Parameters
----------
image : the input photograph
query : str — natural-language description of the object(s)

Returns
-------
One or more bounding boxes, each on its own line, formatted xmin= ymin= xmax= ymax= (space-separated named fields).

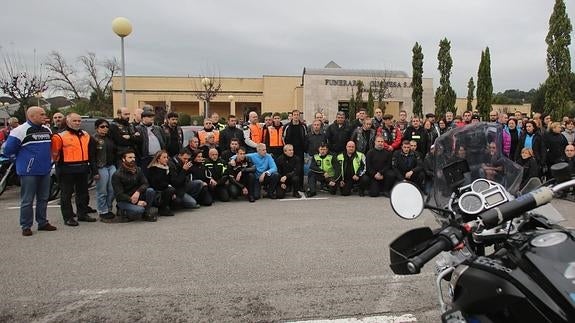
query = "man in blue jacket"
xmin=246 ymin=143 xmax=279 ymax=199
xmin=3 ymin=107 xmax=57 ymax=236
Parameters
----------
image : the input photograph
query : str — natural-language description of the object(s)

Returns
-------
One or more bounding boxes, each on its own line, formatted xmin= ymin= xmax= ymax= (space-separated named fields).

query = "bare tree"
xmin=194 ymin=75 xmax=222 ymax=117
xmin=371 ymin=71 xmax=395 ymax=114
xmin=80 ymin=52 xmax=120 ymax=116
xmin=0 ymin=51 xmax=48 ymax=120
xmin=45 ymin=51 xmax=120 ymax=116
xmin=45 ymin=51 xmax=83 ymax=99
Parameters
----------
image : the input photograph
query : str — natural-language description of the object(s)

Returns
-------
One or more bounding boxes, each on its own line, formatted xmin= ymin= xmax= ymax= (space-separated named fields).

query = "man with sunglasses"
xmin=92 ymin=119 xmax=117 ymax=221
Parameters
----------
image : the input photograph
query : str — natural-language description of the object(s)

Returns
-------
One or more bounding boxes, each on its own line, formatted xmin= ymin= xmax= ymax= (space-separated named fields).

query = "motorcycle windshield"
xmin=430 ymin=123 xmax=523 ymax=209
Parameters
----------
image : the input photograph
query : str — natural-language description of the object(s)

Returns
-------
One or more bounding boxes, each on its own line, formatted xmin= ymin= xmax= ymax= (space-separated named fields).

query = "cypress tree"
xmin=367 ymin=86 xmax=375 ymax=117
xmin=476 ymin=47 xmax=493 ymax=120
xmin=545 ymin=0 xmax=572 ymax=119
xmin=467 ymin=77 xmax=475 ymax=111
xmin=434 ymin=38 xmax=457 ymax=116
xmin=411 ymin=42 xmax=424 ymax=118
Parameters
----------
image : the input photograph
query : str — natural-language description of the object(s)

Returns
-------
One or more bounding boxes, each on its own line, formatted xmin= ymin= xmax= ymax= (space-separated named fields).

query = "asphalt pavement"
xmin=0 ymin=185 xmax=573 ymax=322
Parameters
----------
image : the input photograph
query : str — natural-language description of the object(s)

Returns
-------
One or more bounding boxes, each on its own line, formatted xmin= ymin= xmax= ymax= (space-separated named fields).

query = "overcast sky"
xmin=1 ymin=0 xmax=573 ymax=97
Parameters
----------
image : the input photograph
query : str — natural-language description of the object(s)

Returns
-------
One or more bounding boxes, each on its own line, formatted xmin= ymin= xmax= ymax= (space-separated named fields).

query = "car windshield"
xmin=429 ymin=122 xmax=523 ymax=208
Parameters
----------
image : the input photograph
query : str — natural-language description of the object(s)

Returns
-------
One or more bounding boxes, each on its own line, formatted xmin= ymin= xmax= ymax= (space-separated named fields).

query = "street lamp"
xmin=112 ymin=17 xmax=133 ymax=107
xmin=228 ymin=95 xmax=235 ymax=116
xmin=34 ymin=92 xmax=43 ymax=107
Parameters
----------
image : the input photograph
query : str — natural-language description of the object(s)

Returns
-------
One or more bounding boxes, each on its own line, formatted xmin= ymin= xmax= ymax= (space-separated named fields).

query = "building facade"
xmin=111 ymin=62 xmax=435 ymax=122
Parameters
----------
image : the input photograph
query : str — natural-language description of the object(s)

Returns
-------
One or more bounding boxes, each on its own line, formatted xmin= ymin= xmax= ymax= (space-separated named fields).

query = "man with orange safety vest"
xmin=263 ymin=112 xmax=284 ymax=158
xmin=51 ymin=113 xmax=98 ymax=226
xmin=196 ymin=118 xmax=220 ymax=147
xmin=243 ymin=111 xmax=263 ymax=153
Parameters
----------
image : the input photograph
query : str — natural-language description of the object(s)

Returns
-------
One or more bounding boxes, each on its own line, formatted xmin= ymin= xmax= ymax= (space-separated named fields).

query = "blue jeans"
xmin=174 ymin=193 xmax=198 ymax=208
xmin=117 ymin=188 xmax=155 ymax=219
xmin=96 ymin=165 xmax=116 ymax=215
xmin=20 ymin=174 xmax=50 ymax=230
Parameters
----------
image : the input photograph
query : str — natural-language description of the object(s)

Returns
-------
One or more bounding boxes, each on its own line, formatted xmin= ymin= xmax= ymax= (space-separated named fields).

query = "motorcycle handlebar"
xmin=407 ymin=236 xmax=453 ymax=274
xmin=479 ymin=187 xmax=554 ymax=229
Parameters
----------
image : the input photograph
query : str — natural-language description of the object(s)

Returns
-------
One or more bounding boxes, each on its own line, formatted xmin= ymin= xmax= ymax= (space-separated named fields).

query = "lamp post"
xmin=34 ymin=92 xmax=42 ymax=107
xmin=201 ymin=77 xmax=211 ymax=117
xmin=228 ymin=95 xmax=235 ymax=116
xmin=112 ymin=17 xmax=133 ymax=108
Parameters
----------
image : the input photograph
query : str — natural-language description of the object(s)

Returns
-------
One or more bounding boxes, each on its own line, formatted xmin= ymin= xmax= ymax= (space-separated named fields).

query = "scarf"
xmin=524 ymin=133 xmax=534 ymax=149
xmin=122 ymin=160 xmax=137 ymax=174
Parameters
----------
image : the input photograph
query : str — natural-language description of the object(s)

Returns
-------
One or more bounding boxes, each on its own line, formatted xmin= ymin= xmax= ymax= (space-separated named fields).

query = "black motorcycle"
xmin=0 ymin=156 xmax=19 ymax=195
xmin=388 ymin=123 xmax=575 ymax=323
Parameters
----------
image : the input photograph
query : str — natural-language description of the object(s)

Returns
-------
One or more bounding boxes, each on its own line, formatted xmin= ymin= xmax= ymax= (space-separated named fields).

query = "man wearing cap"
xmin=377 ymin=114 xmax=402 ymax=152
xmin=426 ymin=112 xmax=441 ymax=140
xmin=135 ymin=109 xmax=167 ymax=177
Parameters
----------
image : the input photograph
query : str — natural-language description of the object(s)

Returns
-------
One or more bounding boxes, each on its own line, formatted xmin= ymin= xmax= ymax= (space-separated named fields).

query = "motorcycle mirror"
xmin=390 ymin=182 xmax=424 ymax=220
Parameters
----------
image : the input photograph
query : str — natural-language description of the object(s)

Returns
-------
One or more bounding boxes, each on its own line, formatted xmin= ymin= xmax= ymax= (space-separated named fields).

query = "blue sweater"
xmin=246 ymin=152 xmax=278 ymax=177
xmin=3 ymin=121 xmax=53 ymax=176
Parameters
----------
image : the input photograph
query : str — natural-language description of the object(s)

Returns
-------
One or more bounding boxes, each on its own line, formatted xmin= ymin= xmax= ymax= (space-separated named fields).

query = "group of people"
xmin=2 ymin=104 xmax=575 ymax=237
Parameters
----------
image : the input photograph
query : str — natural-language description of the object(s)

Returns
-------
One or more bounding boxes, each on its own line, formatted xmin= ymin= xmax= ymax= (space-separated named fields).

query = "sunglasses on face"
xmin=99 ymin=125 xmax=109 ymax=128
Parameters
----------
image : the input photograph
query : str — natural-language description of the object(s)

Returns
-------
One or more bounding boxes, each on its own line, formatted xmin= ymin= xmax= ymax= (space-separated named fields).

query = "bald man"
xmin=51 ymin=112 xmax=65 ymax=133
xmin=52 ymin=113 xmax=98 ymax=226
xmin=109 ymin=107 xmax=141 ymax=159
xmin=3 ymin=107 xmax=57 ymax=236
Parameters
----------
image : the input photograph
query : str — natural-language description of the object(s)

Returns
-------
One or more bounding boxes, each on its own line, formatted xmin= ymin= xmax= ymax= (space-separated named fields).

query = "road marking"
xmin=279 ymin=197 xmax=329 ymax=201
xmin=287 ymin=314 xmax=417 ymax=322
xmin=32 ymin=296 xmax=100 ymax=323
xmin=7 ymin=205 xmax=60 ymax=210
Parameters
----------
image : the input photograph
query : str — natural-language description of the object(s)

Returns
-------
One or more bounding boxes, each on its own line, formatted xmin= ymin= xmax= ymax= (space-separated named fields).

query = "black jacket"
xmin=109 ymin=118 xmax=140 ymax=158
xmin=283 ymin=122 xmax=308 ymax=156
xmin=112 ymin=166 xmax=149 ymax=202
xmin=147 ymin=165 xmax=171 ymax=191
xmin=392 ymin=150 xmax=423 ymax=178
xmin=92 ymin=134 xmax=116 ymax=168
xmin=136 ymin=124 xmax=167 ymax=157
xmin=365 ymin=148 xmax=392 ymax=178
xmin=515 ymin=131 xmax=545 ymax=166
xmin=162 ymin=124 xmax=184 ymax=157
xmin=168 ymin=157 xmax=192 ymax=197
xmin=275 ymin=154 xmax=302 ymax=178
xmin=403 ymin=126 xmax=429 ymax=157
xmin=219 ymin=126 xmax=245 ymax=151
xmin=326 ymin=121 xmax=352 ymax=154
xmin=543 ymin=132 xmax=568 ymax=166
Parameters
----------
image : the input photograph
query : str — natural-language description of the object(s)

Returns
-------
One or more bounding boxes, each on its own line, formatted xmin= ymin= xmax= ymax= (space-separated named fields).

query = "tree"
xmin=544 ymin=0 xmax=572 ymax=120
xmin=466 ymin=77 xmax=475 ymax=111
xmin=348 ymin=80 xmax=364 ymax=118
xmin=532 ymin=82 xmax=548 ymax=113
xmin=411 ymin=42 xmax=424 ymax=118
xmin=195 ymin=75 xmax=222 ymax=117
xmin=434 ymin=38 xmax=457 ymax=116
xmin=45 ymin=51 xmax=120 ymax=116
xmin=367 ymin=86 xmax=375 ymax=117
xmin=0 ymin=51 xmax=48 ymax=121
xmin=45 ymin=51 xmax=83 ymax=100
xmin=476 ymin=47 xmax=493 ymax=120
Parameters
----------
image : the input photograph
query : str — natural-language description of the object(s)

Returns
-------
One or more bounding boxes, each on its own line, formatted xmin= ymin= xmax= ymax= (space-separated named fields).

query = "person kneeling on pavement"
xmin=168 ymin=149 xmax=205 ymax=209
xmin=228 ymin=146 xmax=257 ymax=202
xmin=246 ymin=143 xmax=279 ymax=199
xmin=307 ymin=143 xmax=337 ymax=197
xmin=147 ymin=150 xmax=176 ymax=216
xmin=112 ymin=150 xmax=157 ymax=222
xmin=334 ymin=141 xmax=369 ymax=196
xmin=204 ymin=148 xmax=232 ymax=202
xmin=275 ymin=144 xmax=303 ymax=198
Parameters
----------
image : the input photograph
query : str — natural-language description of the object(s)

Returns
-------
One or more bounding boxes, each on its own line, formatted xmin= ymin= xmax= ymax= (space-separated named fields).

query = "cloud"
xmin=1 ymin=0 xmax=573 ymax=97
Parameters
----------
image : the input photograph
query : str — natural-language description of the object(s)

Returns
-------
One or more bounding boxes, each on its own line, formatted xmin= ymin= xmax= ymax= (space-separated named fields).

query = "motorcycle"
xmin=388 ymin=123 xmax=575 ymax=323
xmin=0 ymin=156 xmax=19 ymax=195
